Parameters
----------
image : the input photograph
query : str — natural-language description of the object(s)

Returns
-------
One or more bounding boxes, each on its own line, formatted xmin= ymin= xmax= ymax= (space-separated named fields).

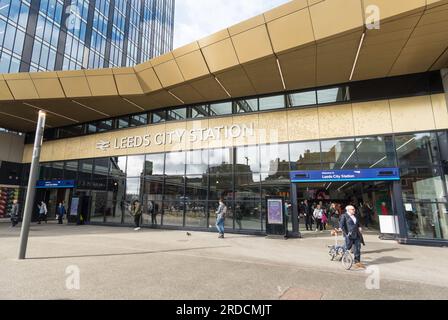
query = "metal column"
xmin=18 ymin=111 xmax=46 ymax=260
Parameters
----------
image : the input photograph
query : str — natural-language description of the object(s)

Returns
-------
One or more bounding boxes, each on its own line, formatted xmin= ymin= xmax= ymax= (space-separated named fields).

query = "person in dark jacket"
xmin=302 ymin=200 xmax=314 ymax=231
xmin=57 ymin=201 xmax=66 ymax=224
xmin=339 ymin=205 xmax=365 ymax=269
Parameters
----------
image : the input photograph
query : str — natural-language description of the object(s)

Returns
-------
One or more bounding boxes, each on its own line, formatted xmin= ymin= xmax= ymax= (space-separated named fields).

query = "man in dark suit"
xmin=340 ymin=205 xmax=365 ymax=269
xmin=302 ymin=200 xmax=314 ymax=231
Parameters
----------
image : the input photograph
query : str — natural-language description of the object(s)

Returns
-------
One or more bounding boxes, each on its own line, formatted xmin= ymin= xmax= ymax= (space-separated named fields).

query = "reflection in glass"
xmin=287 ymin=91 xmax=317 ymax=107
xmin=78 ymin=159 xmax=93 ymax=189
xmin=235 ymin=145 xmax=260 ymax=173
xmin=401 ymin=167 xmax=446 ymax=203
xmin=395 ymin=133 xmax=440 ymax=167
xmin=123 ymin=178 xmax=142 ymax=224
xmin=259 ymin=144 xmax=289 ymax=173
xmin=64 ymin=160 xmax=78 ymax=180
xmin=235 ymin=99 xmax=258 ymax=113
xmin=93 ymin=158 xmax=109 ymax=178
xmin=209 ymin=148 xmax=232 ymax=174
xmin=144 ymin=154 xmax=164 ymax=176
xmin=105 ymin=178 xmax=126 ymax=224
xmin=356 ymin=136 xmax=396 ymax=168
xmin=234 ymin=200 xmax=261 ymax=231
xmin=289 ymin=141 xmax=321 ymax=170
xmin=126 ymin=155 xmax=145 ymax=177
xmin=117 ymin=116 xmax=129 ymax=129
xmin=209 ymin=102 xmax=232 ymax=116
xmin=164 ymin=175 xmax=185 ymax=202
xmin=190 ymin=105 xmax=209 ymax=118
xmin=141 ymin=176 xmax=163 ymax=226
xmin=261 ymin=174 xmax=290 ymax=199
xmin=317 ymin=86 xmax=350 ymax=104
xmin=152 ymin=111 xmax=167 ymax=123
xmin=185 ymin=175 xmax=208 ymax=201
xmin=162 ymin=200 xmax=184 ymax=226
xmin=209 ymin=174 xmax=233 ymax=202
xmin=167 ymin=108 xmax=187 ymax=121
xmin=91 ymin=190 xmax=107 ymax=222
xmin=406 ymin=202 xmax=448 ymax=240
xmin=51 ymin=162 xmax=64 ymax=179
xmin=39 ymin=163 xmax=51 ymax=180
xmin=97 ymin=120 xmax=113 ymax=132
xmin=235 ymin=173 xmax=260 ymax=202
xmin=58 ymin=125 xmax=84 ymax=138
xmin=259 ymin=95 xmax=285 ymax=111
xmin=185 ymin=201 xmax=207 ymax=228
xmin=110 ymin=156 xmax=127 ymax=178
xmin=186 ymin=150 xmax=208 ymax=175
xmin=321 ymin=139 xmax=356 ymax=169
xmin=165 ymin=151 xmax=186 ymax=175
xmin=130 ymin=113 xmax=148 ymax=126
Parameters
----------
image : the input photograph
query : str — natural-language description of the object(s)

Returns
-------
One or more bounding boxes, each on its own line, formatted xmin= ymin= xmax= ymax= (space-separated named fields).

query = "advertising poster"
xmin=70 ymin=198 xmax=79 ymax=216
xmin=267 ymin=199 xmax=283 ymax=225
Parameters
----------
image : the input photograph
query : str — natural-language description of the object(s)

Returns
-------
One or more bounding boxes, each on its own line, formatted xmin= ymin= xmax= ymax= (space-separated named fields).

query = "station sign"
xmin=290 ymin=168 xmax=400 ymax=183
xmin=36 ymin=180 xmax=76 ymax=189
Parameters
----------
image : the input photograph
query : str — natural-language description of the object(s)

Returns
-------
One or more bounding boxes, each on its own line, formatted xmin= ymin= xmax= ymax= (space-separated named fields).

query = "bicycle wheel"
xmin=329 ymin=248 xmax=337 ymax=261
xmin=341 ymin=252 xmax=353 ymax=270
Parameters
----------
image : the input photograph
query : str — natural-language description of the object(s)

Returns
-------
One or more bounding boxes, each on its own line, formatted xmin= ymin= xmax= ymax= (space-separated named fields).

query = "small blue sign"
xmin=36 ymin=180 xmax=76 ymax=189
xmin=290 ymin=168 xmax=400 ymax=183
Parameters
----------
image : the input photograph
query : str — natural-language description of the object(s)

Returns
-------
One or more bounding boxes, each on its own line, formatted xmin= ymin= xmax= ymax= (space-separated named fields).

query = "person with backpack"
xmin=215 ymin=198 xmax=227 ymax=238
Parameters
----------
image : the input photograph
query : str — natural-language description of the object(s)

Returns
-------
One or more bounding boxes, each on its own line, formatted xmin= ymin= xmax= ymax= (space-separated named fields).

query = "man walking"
xmin=303 ymin=200 xmax=313 ymax=231
xmin=215 ymin=198 xmax=227 ymax=238
xmin=340 ymin=205 xmax=365 ymax=269
xmin=57 ymin=201 xmax=66 ymax=224
xmin=132 ymin=200 xmax=143 ymax=231
xmin=37 ymin=201 xmax=48 ymax=224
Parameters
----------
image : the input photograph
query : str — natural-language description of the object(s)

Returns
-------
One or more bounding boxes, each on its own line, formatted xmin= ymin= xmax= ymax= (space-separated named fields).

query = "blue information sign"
xmin=36 ymin=180 xmax=76 ymax=189
xmin=290 ymin=168 xmax=400 ymax=183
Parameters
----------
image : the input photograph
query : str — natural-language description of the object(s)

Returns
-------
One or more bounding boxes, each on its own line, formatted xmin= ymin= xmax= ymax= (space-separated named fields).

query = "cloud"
xmin=174 ymin=0 xmax=291 ymax=49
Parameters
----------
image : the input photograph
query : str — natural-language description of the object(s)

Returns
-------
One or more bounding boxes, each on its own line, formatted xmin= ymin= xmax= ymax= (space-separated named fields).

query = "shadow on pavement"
xmin=25 ymin=245 xmax=232 ymax=260
xmin=362 ymin=248 xmax=399 ymax=254
xmin=366 ymin=256 xmax=413 ymax=265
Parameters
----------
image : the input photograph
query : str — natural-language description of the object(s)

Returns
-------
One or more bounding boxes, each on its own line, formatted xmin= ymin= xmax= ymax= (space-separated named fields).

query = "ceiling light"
xmin=349 ymin=32 xmax=365 ymax=81
xmin=276 ymin=58 xmax=286 ymax=90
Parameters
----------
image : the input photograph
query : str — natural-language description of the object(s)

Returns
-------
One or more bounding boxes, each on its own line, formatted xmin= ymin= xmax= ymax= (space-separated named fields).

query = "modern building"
xmin=1 ymin=0 xmax=448 ymax=246
xmin=0 ymin=0 xmax=175 ymax=73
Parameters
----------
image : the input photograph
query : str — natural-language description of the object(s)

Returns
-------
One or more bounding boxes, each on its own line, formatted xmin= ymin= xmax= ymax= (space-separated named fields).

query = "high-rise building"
xmin=0 ymin=0 xmax=175 ymax=73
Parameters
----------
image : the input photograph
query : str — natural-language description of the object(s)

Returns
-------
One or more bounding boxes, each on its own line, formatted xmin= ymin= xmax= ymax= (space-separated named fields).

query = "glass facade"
xmin=35 ymin=130 xmax=448 ymax=240
xmin=0 ymin=0 xmax=174 ymax=72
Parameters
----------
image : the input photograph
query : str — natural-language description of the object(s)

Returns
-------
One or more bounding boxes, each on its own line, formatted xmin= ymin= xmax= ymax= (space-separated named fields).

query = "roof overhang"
xmin=1 ymin=0 xmax=448 ymax=132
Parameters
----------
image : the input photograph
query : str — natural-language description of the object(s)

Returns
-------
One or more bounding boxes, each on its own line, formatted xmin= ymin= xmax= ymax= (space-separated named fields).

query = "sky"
xmin=173 ymin=0 xmax=291 ymax=49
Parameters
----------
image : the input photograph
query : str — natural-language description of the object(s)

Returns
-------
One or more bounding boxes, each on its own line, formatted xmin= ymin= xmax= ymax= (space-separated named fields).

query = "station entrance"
xmin=290 ymin=168 xmax=403 ymax=236
xmin=296 ymin=180 xmax=395 ymax=232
